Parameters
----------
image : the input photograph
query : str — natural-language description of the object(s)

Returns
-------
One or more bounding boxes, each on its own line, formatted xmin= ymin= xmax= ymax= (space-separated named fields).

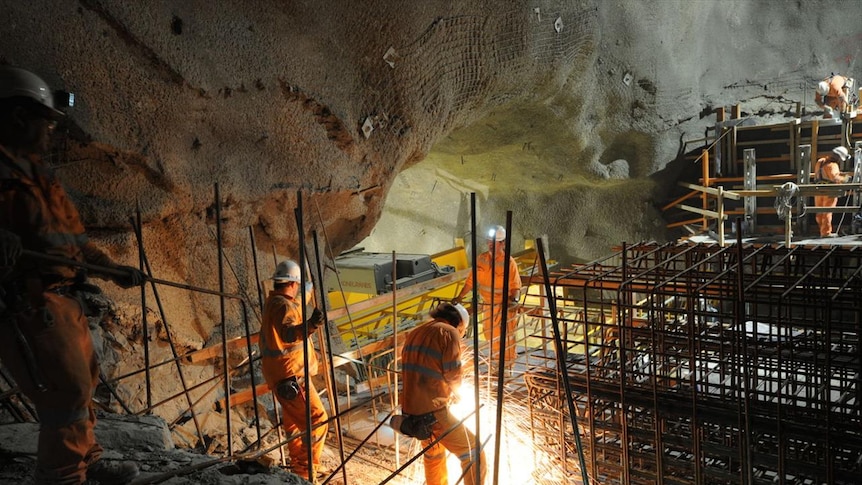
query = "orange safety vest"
xmin=467 ymin=251 xmax=522 ymax=304
xmin=401 ymin=319 xmax=462 ymax=416
xmin=813 ymin=157 xmax=842 ymax=184
xmin=260 ymin=288 xmax=318 ymax=384
xmin=0 ymin=144 xmax=106 ymax=282
xmin=816 ymin=75 xmax=850 ymax=110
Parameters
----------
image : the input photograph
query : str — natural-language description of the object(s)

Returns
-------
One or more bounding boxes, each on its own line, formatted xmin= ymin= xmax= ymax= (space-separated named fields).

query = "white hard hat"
xmin=817 ymin=80 xmax=830 ymax=96
xmin=0 ymin=67 xmax=63 ymax=118
xmin=272 ymin=259 xmax=302 ymax=283
xmin=833 ymin=146 xmax=850 ymax=162
xmin=431 ymin=302 xmax=469 ymax=327
xmin=453 ymin=303 xmax=469 ymax=327
xmin=485 ymin=225 xmax=506 ymax=242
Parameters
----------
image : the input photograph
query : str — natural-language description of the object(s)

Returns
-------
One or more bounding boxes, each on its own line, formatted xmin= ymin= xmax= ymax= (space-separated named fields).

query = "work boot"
xmin=86 ymin=459 xmax=140 ymax=484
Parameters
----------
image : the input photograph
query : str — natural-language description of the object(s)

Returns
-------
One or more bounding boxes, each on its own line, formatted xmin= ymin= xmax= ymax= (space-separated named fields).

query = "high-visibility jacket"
xmin=464 ymin=251 xmax=521 ymax=305
xmin=813 ymin=155 xmax=848 ymax=236
xmin=0 ymin=144 xmax=107 ymax=483
xmin=401 ymin=319 xmax=463 ymax=416
xmin=260 ymin=287 xmax=318 ymax=385
xmin=260 ymin=286 xmax=327 ymax=480
xmin=815 ymin=75 xmax=850 ymax=111
xmin=813 ymin=156 xmax=844 ymax=184
xmin=0 ymin=144 xmax=112 ymax=284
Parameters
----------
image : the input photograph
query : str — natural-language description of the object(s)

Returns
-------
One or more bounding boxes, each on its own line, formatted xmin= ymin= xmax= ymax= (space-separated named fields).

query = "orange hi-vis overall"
xmin=813 ymin=156 xmax=845 ymax=236
xmin=401 ymin=319 xmax=486 ymax=485
xmin=260 ymin=287 xmax=327 ymax=480
xmin=463 ymin=251 xmax=522 ymax=368
xmin=815 ymin=75 xmax=851 ymax=115
xmin=0 ymin=144 xmax=111 ymax=484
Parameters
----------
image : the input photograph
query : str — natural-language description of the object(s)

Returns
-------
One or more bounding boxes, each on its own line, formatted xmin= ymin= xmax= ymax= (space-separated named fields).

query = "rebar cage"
xmin=525 ymin=241 xmax=862 ymax=484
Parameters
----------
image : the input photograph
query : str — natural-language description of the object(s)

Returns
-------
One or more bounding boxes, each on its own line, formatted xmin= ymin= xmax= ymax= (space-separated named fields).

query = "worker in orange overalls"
xmin=0 ymin=66 xmax=144 ymax=484
xmin=812 ymin=146 xmax=852 ymax=237
xmin=815 ymin=74 xmax=853 ymax=119
xmin=260 ymin=259 xmax=328 ymax=482
xmin=398 ymin=302 xmax=486 ymax=485
xmin=455 ymin=225 xmax=522 ymax=376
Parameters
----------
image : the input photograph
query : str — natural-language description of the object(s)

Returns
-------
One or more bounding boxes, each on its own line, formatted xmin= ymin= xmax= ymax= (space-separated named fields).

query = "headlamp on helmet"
xmin=485 ymin=225 xmax=506 ymax=242
xmin=0 ymin=66 xmax=70 ymax=119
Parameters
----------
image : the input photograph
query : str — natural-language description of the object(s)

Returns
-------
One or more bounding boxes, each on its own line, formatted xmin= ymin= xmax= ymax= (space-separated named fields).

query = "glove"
xmin=306 ymin=307 xmax=324 ymax=330
xmin=112 ymin=265 xmax=145 ymax=288
xmin=0 ymin=229 xmax=22 ymax=267
xmin=824 ymin=106 xmax=835 ymax=118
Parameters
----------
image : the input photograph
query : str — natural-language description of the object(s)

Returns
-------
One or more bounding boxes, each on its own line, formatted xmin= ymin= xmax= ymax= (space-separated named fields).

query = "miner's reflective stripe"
xmin=259 ymin=331 xmax=305 ymax=358
xmin=458 ymin=448 xmax=479 ymax=464
xmin=403 ymin=343 xmax=461 ymax=375
xmin=402 ymin=362 xmax=444 ymax=381
xmin=403 ymin=343 xmax=442 ymax=361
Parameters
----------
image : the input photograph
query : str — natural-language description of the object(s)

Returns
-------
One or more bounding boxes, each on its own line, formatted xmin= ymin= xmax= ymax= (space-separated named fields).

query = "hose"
xmin=774 ymin=182 xmax=799 ymax=221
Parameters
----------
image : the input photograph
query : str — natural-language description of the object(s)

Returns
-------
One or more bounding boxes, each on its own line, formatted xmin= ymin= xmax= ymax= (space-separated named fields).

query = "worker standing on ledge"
xmin=812 ymin=146 xmax=852 ymax=237
xmin=815 ymin=74 xmax=853 ymax=119
xmin=0 ymin=66 xmax=144 ymax=484
xmin=454 ymin=225 xmax=522 ymax=376
xmin=398 ymin=302 xmax=486 ymax=485
xmin=260 ymin=259 xmax=328 ymax=483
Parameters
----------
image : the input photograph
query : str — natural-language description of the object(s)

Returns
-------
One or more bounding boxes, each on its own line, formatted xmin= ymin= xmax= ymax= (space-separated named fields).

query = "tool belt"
xmin=275 ymin=376 xmax=305 ymax=401
xmin=392 ymin=411 xmax=438 ymax=440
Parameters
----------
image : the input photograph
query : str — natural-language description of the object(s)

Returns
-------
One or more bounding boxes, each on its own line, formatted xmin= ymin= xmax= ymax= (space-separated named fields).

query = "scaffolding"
xmin=524 ymin=241 xmax=862 ymax=484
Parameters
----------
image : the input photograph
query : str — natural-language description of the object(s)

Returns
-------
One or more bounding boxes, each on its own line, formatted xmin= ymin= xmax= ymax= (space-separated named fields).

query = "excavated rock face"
xmin=1 ymin=0 xmax=596 ymax=345
xmin=2 ymin=0 xmax=858 ymax=452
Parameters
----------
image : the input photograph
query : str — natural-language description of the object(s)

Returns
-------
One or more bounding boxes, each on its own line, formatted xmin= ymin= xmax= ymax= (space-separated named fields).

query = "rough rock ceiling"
xmin=2 ymin=0 xmax=859 ymax=343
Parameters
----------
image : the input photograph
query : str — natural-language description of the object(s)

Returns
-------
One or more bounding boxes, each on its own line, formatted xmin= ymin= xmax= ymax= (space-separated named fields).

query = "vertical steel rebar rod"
xmin=485 ymin=221 xmax=496 ymax=398
xmin=537 ymin=237 xmax=589 ymax=484
xmin=620 ymin=242 xmax=631 ymax=484
xmin=238 ymin=300 xmax=262 ymax=446
xmin=491 ymin=211 xmax=512 ymax=485
xmin=249 ymin=226 xmax=265 ymax=313
xmin=311 ymin=197 xmax=378 ymax=425
xmin=215 ymin=182 xmax=232 ymax=454
xmin=250 ymin=227 xmax=286 ymax=466
xmin=135 ymin=204 xmax=152 ymax=411
xmin=99 ymin=372 xmax=134 ymax=414
xmin=469 ymin=192 xmax=482 ymax=485
xmin=391 ymin=250 xmax=400 ymax=469
xmin=734 ymin=222 xmax=752 ymax=484
xmin=294 ymin=192 xmax=314 ymax=479
xmin=311 ymin=230 xmax=348 ymax=485
xmin=130 ymin=212 xmax=205 ymax=448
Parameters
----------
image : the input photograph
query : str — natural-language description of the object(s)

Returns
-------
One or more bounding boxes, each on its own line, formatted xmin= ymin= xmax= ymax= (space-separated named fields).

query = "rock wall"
xmin=364 ymin=0 xmax=862 ymax=263
xmin=1 ymin=0 xmax=598 ymax=345
xmin=2 ymin=0 xmax=860 ymax=446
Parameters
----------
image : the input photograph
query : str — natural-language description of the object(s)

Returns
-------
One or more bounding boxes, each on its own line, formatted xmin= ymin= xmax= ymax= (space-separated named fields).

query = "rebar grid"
xmin=524 ymin=242 xmax=862 ymax=485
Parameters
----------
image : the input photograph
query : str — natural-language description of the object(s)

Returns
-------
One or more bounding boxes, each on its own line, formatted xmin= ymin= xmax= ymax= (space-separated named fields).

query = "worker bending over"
xmin=398 ymin=302 xmax=486 ymax=485
xmin=815 ymin=74 xmax=854 ymax=119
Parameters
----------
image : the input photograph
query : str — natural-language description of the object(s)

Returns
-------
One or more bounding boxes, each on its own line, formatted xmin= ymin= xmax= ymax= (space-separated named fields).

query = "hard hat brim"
xmin=27 ymin=98 xmax=65 ymax=120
